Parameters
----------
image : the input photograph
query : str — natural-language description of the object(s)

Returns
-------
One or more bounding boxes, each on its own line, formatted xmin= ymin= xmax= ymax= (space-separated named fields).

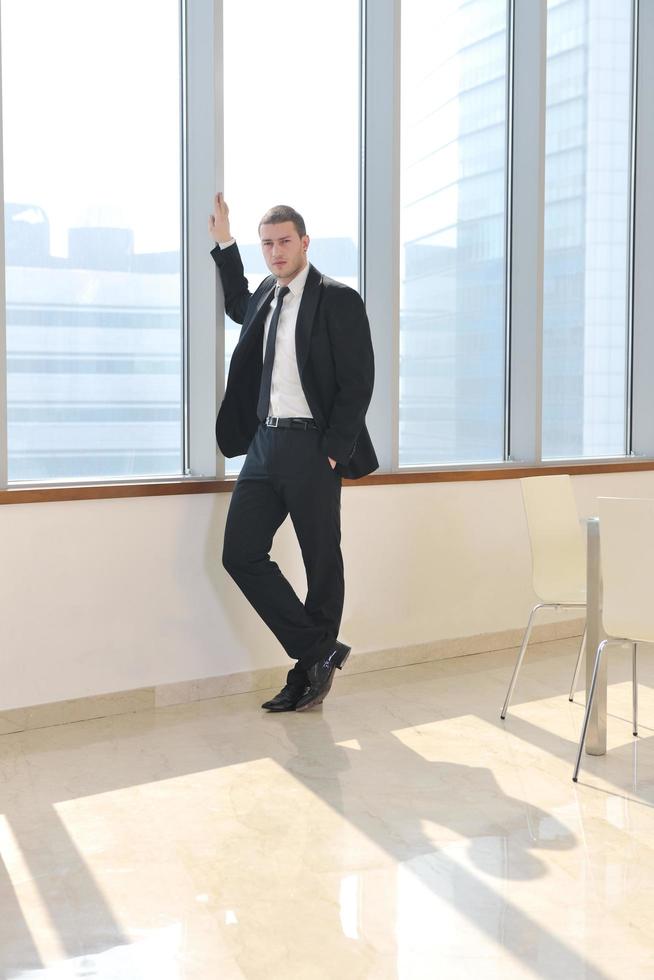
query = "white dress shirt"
xmin=219 ymin=240 xmax=312 ymax=419
xmin=263 ymin=263 xmax=312 ymax=419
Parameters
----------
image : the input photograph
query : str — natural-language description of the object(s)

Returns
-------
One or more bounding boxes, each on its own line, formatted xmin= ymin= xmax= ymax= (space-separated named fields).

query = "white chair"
xmin=573 ymin=496 xmax=651 ymax=783
xmin=501 ymin=475 xmax=587 ymax=720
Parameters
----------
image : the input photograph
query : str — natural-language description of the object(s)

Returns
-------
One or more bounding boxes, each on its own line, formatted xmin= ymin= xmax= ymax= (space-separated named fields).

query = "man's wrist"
xmin=218 ymin=238 xmax=235 ymax=249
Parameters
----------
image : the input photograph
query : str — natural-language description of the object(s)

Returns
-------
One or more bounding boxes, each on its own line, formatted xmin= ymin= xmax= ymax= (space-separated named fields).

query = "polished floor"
xmin=2 ymin=637 xmax=654 ymax=979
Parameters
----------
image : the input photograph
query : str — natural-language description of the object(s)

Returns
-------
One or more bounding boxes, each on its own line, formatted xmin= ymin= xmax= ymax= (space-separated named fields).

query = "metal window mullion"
xmin=625 ymin=0 xmax=639 ymax=454
xmin=503 ymin=0 xmax=516 ymax=461
xmin=631 ymin=0 xmax=654 ymax=456
xmin=0 ymin=10 xmax=7 ymax=490
xmin=363 ymin=0 xmax=399 ymax=474
xmin=358 ymin=0 xmax=366 ymax=299
xmin=185 ymin=0 xmax=223 ymax=477
xmin=180 ymin=0 xmax=190 ymax=474
xmin=507 ymin=0 xmax=548 ymax=464
xmin=213 ymin=0 xmax=225 ymax=479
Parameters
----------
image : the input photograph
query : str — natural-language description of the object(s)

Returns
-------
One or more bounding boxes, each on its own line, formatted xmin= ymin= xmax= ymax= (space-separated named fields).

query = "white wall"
xmin=1 ymin=470 xmax=653 ymax=711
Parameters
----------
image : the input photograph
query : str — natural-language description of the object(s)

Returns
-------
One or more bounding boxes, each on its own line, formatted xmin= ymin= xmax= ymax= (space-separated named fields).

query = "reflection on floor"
xmin=1 ymin=636 xmax=654 ymax=979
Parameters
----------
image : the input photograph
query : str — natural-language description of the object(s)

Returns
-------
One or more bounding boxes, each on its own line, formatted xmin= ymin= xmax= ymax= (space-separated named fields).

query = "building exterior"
xmin=399 ymin=0 xmax=632 ymax=467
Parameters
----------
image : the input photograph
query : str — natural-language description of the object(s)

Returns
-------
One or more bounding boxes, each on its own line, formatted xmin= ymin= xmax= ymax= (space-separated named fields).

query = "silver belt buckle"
xmin=266 ymin=416 xmax=279 ymax=428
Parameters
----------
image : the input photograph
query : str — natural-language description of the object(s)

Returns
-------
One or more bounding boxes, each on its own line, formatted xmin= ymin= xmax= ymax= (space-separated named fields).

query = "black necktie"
xmin=257 ymin=285 xmax=290 ymax=421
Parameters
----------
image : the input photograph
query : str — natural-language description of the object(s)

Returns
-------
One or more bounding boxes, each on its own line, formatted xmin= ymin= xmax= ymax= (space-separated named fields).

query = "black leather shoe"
xmin=261 ymin=684 xmax=307 ymax=712
xmin=294 ymin=642 xmax=351 ymax=712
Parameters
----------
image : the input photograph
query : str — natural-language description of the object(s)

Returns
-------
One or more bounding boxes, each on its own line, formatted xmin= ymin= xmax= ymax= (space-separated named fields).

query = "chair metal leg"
xmin=569 ymin=624 xmax=587 ymax=702
xmin=573 ymin=639 xmax=611 ymax=782
xmin=633 ymin=642 xmax=638 ymax=738
xmin=501 ymin=604 xmax=546 ymax=720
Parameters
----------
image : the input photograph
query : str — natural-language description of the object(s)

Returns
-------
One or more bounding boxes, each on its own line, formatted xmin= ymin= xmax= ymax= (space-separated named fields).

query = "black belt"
xmin=264 ymin=416 xmax=318 ymax=431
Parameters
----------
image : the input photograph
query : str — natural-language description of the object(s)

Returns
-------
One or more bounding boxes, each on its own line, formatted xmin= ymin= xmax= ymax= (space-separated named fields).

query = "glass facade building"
xmin=399 ymin=0 xmax=633 ymax=467
xmin=542 ymin=0 xmax=632 ymax=459
xmin=0 ymin=0 xmax=637 ymax=480
xmin=400 ymin=0 xmax=509 ymax=467
xmin=1 ymin=0 xmax=182 ymax=482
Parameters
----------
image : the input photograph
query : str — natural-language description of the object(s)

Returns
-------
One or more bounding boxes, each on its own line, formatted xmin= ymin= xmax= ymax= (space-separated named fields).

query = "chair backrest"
xmin=521 ymin=475 xmax=586 ymax=603
xmin=597 ymin=496 xmax=654 ymax=643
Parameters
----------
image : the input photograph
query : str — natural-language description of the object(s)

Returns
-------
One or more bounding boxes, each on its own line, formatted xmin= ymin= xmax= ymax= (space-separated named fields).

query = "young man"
xmin=209 ymin=194 xmax=377 ymax=711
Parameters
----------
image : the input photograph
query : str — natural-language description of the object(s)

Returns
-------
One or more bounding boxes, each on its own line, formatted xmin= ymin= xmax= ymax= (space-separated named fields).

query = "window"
xmin=542 ymin=0 xmax=633 ymax=459
xmin=399 ymin=0 xmax=510 ymax=466
xmin=222 ymin=0 xmax=361 ymax=474
xmin=0 ymin=0 xmax=650 ymax=494
xmin=1 ymin=0 xmax=182 ymax=481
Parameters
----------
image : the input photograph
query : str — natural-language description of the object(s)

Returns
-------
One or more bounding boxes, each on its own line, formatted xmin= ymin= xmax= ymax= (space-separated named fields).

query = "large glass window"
xmin=542 ymin=0 xmax=633 ymax=459
xmin=222 ymin=0 xmax=360 ymax=473
xmin=2 ymin=0 xmax=182 ymax=481
xmin=399 ymin=0 xmax=509 ymax=467
xmin=0 ymin=1 xmax=646 ymax=489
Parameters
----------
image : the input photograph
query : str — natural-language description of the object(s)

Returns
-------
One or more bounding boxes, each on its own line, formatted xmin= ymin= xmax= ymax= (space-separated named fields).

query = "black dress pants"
xmin=222 ymin=423 xmax=344 ymax=689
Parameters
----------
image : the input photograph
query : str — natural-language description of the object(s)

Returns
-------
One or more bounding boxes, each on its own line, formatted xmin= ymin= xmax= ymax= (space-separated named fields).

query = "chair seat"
xmin=605 ymin=623 xmax=654 ymax=646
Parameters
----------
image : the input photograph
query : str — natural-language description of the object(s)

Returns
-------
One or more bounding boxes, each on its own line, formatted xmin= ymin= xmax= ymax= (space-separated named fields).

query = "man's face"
xmin=259 ymin=221 xmax=309 ymax=285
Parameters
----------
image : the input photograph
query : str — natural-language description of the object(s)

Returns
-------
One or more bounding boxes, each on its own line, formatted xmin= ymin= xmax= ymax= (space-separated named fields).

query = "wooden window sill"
xmin=2 ymin=458 xmax=654 ymax=505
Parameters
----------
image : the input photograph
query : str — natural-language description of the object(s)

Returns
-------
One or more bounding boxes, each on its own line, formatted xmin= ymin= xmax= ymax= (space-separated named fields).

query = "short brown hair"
xmin=258 ymin=205 xmax=306 ymax=238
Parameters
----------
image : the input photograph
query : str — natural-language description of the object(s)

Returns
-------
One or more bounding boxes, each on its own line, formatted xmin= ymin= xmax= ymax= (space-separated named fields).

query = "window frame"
xmin=1 ymin=0 xmax=653 ymax=505
xmin=0 ymin=0 xmax=193 ymax=488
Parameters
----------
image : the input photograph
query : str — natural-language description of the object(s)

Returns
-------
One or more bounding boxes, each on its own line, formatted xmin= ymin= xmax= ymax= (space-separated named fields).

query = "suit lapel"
xmin=250 ymin=277 xmax=277 ymax=325
xmin=230 ymin=278 xmax=276 ymax=371
xmin=295 ymin=264 xmax=322 ymax=375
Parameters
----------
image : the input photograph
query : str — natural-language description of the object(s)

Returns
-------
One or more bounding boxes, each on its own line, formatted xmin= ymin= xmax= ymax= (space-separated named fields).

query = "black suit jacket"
xmin=212 ymin=243 xmax=378 ymax=479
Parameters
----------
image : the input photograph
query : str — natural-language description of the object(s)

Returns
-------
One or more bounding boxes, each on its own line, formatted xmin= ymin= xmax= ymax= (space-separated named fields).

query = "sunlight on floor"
xmin=1 ymin=638 xmax=654 ymax=978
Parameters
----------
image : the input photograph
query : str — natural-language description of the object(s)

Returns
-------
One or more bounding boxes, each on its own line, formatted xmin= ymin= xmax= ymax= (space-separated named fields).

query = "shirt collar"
xmin=276 ymin=260 xmax=310 ymax=298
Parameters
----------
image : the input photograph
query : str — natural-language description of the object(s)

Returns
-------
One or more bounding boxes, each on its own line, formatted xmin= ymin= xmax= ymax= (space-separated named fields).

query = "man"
xmin=208 ymin=193 xmax=377 ymax=712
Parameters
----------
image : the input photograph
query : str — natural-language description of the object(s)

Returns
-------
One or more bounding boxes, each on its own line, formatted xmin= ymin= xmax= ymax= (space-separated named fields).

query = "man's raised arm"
xmin=209 ymin=192 xmax=251 ymax=325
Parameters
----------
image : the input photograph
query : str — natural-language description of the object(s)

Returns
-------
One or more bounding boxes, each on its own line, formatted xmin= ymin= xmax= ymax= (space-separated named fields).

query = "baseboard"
xmin=0 ymin=617 xmax=584 ymax=736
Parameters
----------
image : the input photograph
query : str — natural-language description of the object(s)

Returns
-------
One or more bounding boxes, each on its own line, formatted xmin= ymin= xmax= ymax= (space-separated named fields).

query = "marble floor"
xmin=1 ymin=637 xmax=654 ymax=979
